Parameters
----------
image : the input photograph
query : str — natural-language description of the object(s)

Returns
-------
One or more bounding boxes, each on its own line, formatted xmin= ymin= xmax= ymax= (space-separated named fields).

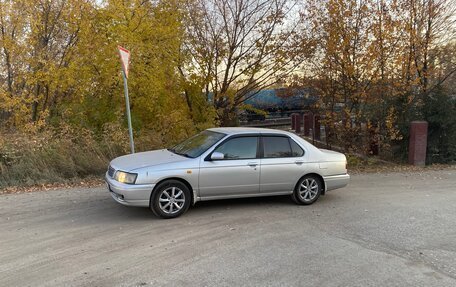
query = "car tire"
xmin=291 ymin=175 xmax=322 ymax=205
xmin=150 ymin=180 xmax=191 ymax=219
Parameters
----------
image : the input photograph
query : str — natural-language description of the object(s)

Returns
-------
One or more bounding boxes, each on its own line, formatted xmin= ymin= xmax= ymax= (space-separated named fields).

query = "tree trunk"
xmin=218 ymin=107 xmax=238 ymax=127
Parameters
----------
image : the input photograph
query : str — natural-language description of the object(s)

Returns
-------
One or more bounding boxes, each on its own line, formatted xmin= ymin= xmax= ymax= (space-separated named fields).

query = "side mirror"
xmin=211 ymin=152 xmax=224 ymax=160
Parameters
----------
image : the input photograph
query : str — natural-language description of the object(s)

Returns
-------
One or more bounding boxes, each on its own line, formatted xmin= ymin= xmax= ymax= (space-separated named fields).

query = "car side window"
xmin=263 ymin=136 xmax=292 ymax=158
xmin=290 ymin=138 xmax=304 ymax=157
xmin=213 ymin=137 xmax=258 ymax=159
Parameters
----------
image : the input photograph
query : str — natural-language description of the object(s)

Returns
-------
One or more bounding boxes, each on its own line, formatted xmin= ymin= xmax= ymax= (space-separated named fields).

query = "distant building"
xmin=244 ymin=88 xmax=319 ymax=111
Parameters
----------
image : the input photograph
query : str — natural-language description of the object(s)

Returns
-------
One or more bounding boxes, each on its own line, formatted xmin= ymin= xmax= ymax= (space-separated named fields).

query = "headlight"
xmin=114 ymin=171 xmax=137 ymax=184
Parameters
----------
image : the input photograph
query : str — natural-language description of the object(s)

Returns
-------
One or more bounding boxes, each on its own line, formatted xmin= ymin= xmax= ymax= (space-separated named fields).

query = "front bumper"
xmin=323 ymin=174 xmax=350 ymax=192
xmin=105 ymin=173 xmax=155 ymax=207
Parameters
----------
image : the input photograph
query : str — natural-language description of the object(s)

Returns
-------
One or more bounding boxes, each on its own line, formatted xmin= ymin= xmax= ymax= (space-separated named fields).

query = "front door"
xmin=199 ymin=136 xmax=260 ymax=199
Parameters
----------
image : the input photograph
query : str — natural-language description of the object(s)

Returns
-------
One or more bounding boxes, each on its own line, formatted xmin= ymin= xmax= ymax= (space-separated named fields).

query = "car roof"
xmin=207 ymin=127 xmax=293 ymax=136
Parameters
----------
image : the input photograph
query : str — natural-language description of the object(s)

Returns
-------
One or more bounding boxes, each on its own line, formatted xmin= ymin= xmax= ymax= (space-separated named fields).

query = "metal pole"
xmin=122 ymin=70 xmax=135 ymax=153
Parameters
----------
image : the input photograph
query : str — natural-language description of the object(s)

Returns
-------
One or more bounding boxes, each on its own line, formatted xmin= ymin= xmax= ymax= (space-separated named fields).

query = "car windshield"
xmin=169 ymin=130 xmax=225 ymax=158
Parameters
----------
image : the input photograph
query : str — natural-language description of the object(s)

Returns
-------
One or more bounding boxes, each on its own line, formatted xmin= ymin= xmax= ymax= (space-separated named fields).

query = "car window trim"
xmin=289 ymin=137 xmax=305 ymax=157
xmin=204 ymin=134 xmax=260 ymax=161
xmin=260 ymin=135 xmax=305 ymax=159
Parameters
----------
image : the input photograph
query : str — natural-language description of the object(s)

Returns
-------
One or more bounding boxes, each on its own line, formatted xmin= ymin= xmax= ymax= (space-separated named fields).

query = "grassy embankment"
xmin=0 ymin=124 xmax=167 ymax=191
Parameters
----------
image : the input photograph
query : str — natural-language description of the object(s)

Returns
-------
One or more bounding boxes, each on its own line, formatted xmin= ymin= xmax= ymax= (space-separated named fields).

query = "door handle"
xmin=247 ymin=162 xmax=258 ymax=167
xmin=295 ymin=160 xmax=305 ymax=165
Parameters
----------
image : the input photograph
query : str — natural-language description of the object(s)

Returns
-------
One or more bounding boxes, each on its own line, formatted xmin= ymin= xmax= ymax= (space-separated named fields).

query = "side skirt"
xmin=196 ymin=191 xmax=293 ymax=202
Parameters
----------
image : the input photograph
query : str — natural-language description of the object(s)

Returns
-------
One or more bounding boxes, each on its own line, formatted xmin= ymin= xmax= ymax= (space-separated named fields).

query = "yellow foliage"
xmin=0 ymin=0 xmax=214 ymax=148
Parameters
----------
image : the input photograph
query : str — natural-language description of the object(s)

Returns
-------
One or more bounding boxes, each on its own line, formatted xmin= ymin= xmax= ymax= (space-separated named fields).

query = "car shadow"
xmin=93 ymin=192 xmax=342 ymax=222
xmin=194 ymin=195 xmax=293 ymax=209
xmin=93 ymin=195 xmax=293 ymax=221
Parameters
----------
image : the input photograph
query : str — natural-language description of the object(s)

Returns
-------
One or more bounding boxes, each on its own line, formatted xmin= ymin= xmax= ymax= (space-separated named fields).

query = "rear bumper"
xmin=105 ymin=173 xmax=154 ymax=207
xmin=323 ymin=174 xmax=350 ymax=192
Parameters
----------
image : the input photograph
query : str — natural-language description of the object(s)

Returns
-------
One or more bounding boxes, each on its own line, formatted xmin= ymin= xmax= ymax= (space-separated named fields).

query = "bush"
xmin=0 ymin=123 xmax=153 ymax=188
xmin=422 ymin=86 xmax=456 ymax=164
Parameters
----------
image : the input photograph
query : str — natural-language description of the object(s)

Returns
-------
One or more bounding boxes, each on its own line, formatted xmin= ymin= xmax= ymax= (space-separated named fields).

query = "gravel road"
xmin=1 ymin=170 xmax=456 ymax=287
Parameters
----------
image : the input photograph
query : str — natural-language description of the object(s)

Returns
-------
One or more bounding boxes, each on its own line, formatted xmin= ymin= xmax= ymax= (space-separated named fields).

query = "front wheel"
xmin=291 ymin=175 xmax=322 ymax=205
xmin=150 ymin=180 xmax=191 ymax=219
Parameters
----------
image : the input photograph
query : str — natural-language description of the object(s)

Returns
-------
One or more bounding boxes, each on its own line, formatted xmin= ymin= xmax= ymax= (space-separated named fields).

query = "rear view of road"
xmin=1 ymin=169 xmax=456 ymax=287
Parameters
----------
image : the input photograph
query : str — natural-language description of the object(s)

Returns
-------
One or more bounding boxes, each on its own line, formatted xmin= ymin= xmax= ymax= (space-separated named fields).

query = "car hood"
xmin=110 ymin=149 xmax=189 ymax=172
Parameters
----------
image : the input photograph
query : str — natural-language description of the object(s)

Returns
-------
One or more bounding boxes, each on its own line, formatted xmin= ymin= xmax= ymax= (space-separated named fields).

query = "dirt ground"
xmin=1 ymin=169 xmax=455 ymax=286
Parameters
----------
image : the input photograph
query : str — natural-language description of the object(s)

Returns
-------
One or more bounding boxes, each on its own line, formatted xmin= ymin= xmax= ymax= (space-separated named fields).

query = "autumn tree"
xmin=0 ymin=0 xmax=215 ymax=146
xmin=300 ymin=0 xmax=379 ymax=151
xmin=297 ymin=0 xmax=456 ymax=156
xmin=182 ymin=0 xmax=310 ymax=126
xmin=1 ymin=0 xmax=455 ymax=159
xmin=395 ymin=0 xmax=456 ymax=118
xmin=0 ymin=0 xmax=29 ymax=124
xmin=0 ymin=0 xmax=95 ymax=128
xmin=63 ymin=0 xmax=219 ymax=146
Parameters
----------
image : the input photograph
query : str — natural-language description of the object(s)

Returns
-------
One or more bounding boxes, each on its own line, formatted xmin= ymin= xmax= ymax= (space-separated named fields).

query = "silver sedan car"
xmin=105 ymin=127 xmax=349 ymax=218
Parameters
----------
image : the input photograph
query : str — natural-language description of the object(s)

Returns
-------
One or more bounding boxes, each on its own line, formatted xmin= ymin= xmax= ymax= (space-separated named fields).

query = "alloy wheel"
xmin=298 ymin=178 xmax=319 ymax=202
xmin=158 ymin=187 xmax=186 ymax=214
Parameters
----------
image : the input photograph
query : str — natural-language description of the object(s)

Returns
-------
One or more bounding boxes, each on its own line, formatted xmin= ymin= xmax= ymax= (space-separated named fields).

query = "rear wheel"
xmin=291 ymin=175 xmax=322 ymax=205
xmin=150 ymin=180 xmax=191 ymax=219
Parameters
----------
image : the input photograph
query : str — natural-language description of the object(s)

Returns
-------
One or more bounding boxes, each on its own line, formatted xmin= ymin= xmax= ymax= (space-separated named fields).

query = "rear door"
xmin=259 ymin=136 xmax=306 ymax=193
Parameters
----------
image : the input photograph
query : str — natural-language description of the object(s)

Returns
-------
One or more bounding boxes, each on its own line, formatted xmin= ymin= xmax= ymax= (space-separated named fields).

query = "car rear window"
xmin=290 ymin=138 xmax=304 ymax=156
xmin=263 ymin=136 xmax=291 ymax=158
xmin=263 ymin=136 xmax=304 ymax=158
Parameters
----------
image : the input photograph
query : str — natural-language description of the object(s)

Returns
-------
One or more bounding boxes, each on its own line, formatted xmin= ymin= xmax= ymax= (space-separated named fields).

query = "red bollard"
xmin=295 ymin=115 xmax=302 ymax=133
xmin=408 ymin=121 xmax=428 ymax=166
xmin=303 ymin=112 xmax=313 ymax=137
xmin=314 ymin=115 xmax=320 ymax=140
xmin=291 ymin=114 xmax=297 ymax=130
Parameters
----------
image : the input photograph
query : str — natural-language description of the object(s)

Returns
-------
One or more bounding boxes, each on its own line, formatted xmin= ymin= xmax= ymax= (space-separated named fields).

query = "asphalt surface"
xmin=1 ymin=169 xmax=455 ymax=287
